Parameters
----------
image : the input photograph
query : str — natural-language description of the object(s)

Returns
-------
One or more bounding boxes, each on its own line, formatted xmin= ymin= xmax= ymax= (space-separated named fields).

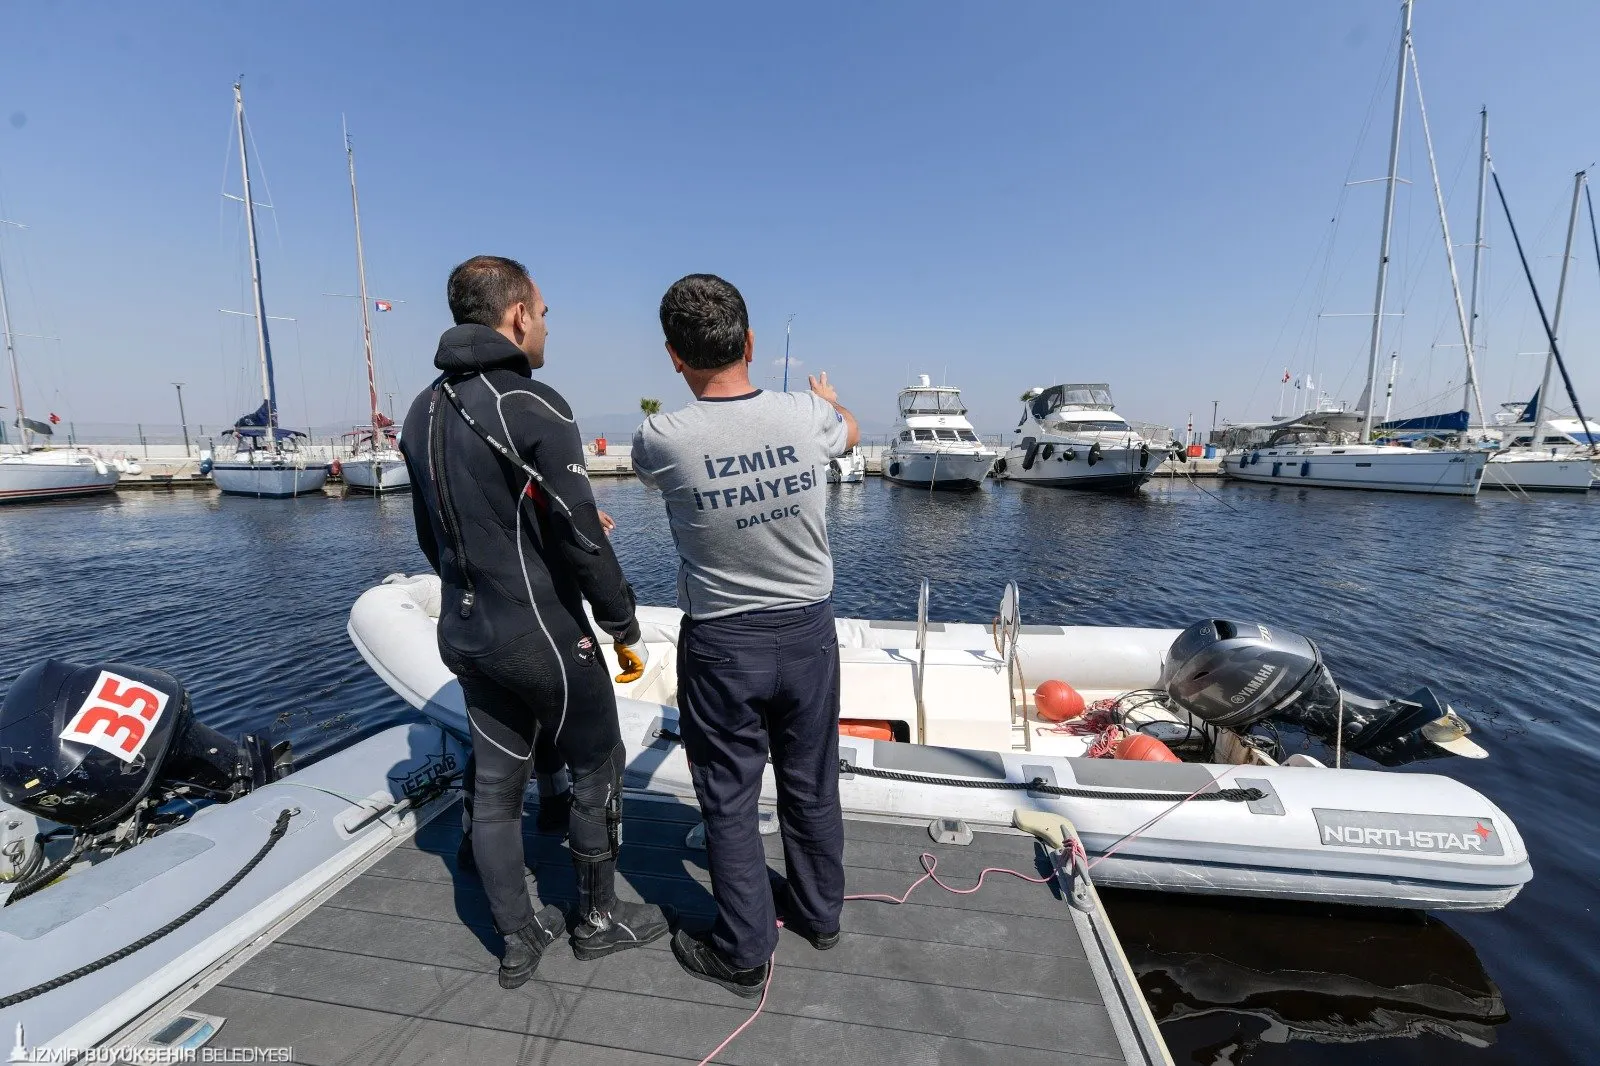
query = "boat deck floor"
xmin=186 ymin=796 xmax=1166 ymax=1065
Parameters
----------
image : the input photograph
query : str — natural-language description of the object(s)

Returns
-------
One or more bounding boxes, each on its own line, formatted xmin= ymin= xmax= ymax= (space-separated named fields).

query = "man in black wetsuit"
xmin=400 ymin=255 xmax=669 ymax=988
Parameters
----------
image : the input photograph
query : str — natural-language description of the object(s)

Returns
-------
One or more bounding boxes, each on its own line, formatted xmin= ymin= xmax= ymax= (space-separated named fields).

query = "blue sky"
xmin=2 ymin=1 xmax=1599 ymax=442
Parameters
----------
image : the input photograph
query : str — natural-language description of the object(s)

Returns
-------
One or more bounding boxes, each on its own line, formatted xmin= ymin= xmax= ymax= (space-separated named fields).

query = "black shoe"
xmin=671 ymin=929 xmax=767 ymax=999
xmin=571 ymin=856 xmax=671 ymax=960
xmin=769 ymin=871 xmax=841 ymax=951
xmin=499 ymin=905 xmax=566 ymax=989
xmin=535 ymin=791 xmax=572 ymax=835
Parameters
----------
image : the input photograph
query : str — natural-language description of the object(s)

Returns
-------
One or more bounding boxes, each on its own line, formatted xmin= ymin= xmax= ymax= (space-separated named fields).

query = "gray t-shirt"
xmin=632 ymin=389 xmax=850 ymax=619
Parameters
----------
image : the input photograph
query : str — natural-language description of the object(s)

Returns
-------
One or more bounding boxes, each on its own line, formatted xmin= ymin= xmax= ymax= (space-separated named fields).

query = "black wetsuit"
xmin=401 ymin=323 xmax=640 ymax=936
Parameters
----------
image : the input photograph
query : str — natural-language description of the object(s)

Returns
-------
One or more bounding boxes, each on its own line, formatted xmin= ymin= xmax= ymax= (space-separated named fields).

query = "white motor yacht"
xmin=825 ymin=445 xmax=865 ymax=484
xmin=882 ymin=375 xmax=997 ymax=490
xmin=993 ymin=384 xmax=1158 ymax=492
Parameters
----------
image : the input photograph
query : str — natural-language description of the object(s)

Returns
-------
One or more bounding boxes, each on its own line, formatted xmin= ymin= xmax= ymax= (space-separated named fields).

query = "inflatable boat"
xmin=350 ymin=575 xmax=1531 ymax=913
xmin=0 ymin=659 xmax=464 ymax=1052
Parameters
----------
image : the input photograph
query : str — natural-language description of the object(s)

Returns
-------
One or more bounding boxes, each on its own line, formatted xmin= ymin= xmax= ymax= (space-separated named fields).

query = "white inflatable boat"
xmin=350 ymin=575 xmax=1532 ymax=914
xmin=0 ymin=658 xmax=464 ymax=1053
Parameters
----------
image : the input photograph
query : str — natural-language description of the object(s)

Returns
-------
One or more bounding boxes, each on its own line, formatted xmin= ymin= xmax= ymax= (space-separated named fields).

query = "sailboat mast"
xmin=1360 ymin=0 xmax=1412 ymax=440
xmin=0 ymin=226 xmax=27 ymax=449
xmin=1408 ymin=41 xmax=1487 ymax=432
xmin=345 ymin=117 xmax=381 ymax=436
xmin=1528 ymin=170 xmax=1585 ymax=449
xmin=235 ymin=82 xmax=279 ymax=455
xmin=1465 ymin=108 xmax=1489 ymax=415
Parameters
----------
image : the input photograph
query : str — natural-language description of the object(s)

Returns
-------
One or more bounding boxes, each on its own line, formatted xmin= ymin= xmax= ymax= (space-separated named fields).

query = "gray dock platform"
xmin=168 ymin=797 xmax=1168 ymax=1065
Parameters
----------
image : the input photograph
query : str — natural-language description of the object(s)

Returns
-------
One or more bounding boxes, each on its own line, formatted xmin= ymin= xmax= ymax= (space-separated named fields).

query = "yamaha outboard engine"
xmin=0 ymin=660 xmax=291 ymax=900
xmin=1160 ymin=620 xmax=1483 ymax=765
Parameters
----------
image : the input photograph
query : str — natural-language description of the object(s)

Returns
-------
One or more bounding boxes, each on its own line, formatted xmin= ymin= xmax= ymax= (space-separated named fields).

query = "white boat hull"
xmin=1223 ymin=446 xmax=1486 ymax=496
xmin=340 ymin=454 xmax=410 ymax=493
xmin=0 ymin=453 xmax=120 ymax=504
xmin=211 ymin=459 xmax=328 ymax=498
xmin=826 ymin=449 xmax=866 ymax=484
xmin=995 ymin=442 xmax=1155 ymax=492
xmin=350 ymin=577 xmax=1531 ymax=913
xmin=882 ymin=449 xmax=995 ymax=490
xmin=1483 ymin=453 xmax=1595 ymax=493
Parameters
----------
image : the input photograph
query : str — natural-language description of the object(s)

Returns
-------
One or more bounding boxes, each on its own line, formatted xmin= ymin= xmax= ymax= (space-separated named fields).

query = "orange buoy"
xmin=1115 ymin=733 xmax=1181 ymax=762
xmin=330 ymin=459 xmax=343 ymax=478
xmin=839 ymin=719 xmax=896 ymax=742
xmin=1033 ymin=680 xmax=1086 ymax=723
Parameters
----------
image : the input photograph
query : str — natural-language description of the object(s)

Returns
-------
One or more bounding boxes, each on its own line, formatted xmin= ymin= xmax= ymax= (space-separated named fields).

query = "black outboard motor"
xmin=1160 ymin=620 xmax=1483 ymax=766
xmin=0 ymin=659 xmax=290 ymax=835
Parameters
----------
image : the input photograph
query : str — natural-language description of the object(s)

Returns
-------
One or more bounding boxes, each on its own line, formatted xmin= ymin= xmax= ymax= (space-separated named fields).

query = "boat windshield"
xmin=1045 ymin=418 xmax=1129 ymax=433
xmin=900 ymin=389 xmax=966 ymax=416
xmin=1030 ymin=384 xmax=1114 ymax=420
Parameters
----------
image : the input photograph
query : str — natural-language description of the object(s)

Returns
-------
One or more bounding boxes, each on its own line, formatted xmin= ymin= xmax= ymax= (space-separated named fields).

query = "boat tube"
xmin=349 ymin=575 xmax=1531 ymax=913
xmin=0 ymin=659 xmax=463 ymax=1051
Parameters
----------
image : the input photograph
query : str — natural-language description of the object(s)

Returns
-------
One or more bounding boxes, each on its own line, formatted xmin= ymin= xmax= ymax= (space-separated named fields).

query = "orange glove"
xmin=614 ymin=641 xmax=648 ymax=684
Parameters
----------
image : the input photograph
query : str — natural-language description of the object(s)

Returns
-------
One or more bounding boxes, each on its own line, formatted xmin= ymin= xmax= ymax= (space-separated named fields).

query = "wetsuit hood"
xmin=434 ymin=323 xmax=534 ymax=377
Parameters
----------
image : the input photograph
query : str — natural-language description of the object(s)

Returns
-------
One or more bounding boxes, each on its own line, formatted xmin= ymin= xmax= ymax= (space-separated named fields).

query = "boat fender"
xmin=1139 ymin=443 xmax=1150 ymax=469
xmin=1022 ymin=441 xmax=1040 ymax=471
xmin=1248 ymin=450 xmax=1260 ymax=466
xmin=1040 ymin=443 xmax=1054 ymax=461
xmin=992 ymin=456 xmax=1008 ymax=475
xmin=199 ymin=457 xmax=214 ymax=475
xmin=888 ymin=461 xmax=901 ymax=478
xmin=1114 ymin=733 xmax=1180 ymax=762
xmin=1088 ymin=442 xmax=1103 ymax=467
xmin=1034 ymin=680 xmax=1085 ymax=722
xmin=1062 ymin=449 xmax=1076 ymax=462
xmin=330 ymin=459 xmax=343 ymax=479
xmin=839 ymin=719 xmax=896 ymax=742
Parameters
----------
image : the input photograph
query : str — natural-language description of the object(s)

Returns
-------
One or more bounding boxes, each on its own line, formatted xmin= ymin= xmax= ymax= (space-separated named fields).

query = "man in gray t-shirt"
xmin=633 ymin=388 xmax=849 ymax=618
xmin=636 ymin=274 xmax=859 ymax=999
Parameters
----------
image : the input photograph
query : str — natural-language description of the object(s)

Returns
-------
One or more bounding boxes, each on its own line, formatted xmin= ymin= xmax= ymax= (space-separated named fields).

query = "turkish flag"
xmin=375 ymin=300 xmax=392 ymax=312
xmin=48 ymin=412 xmax=61 ymax=424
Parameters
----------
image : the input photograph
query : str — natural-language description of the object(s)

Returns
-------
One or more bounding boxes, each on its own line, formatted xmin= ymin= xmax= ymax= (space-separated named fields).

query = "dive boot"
xmin=570 ymin=857 xmax=671 ymax=960
xmin=671 ymin=928 xmax=767 ymax=999
xmin=499 ymin=904 xmax=566 ymax=989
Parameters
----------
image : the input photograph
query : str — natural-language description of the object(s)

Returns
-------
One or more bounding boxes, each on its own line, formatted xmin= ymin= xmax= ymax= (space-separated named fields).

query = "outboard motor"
xmin=1160 ymin=620 xmax=1484 ymax=766
xmin=0 ymin=660 xmax=291 ymax=900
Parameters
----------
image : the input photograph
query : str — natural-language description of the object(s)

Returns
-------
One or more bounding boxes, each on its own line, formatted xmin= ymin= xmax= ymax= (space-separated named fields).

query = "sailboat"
xmin=335 ymin=121 xmax=408 ymax=494
xmin=209 ymin=82 xmax=329 ymax=500
xmin=1222 ymin=0 xmax=1488 ymax=496
xmin=0 ymin=223 xmax=126 ymax=503
xmin=1484 ymin=169 xmax=1598 ymax=493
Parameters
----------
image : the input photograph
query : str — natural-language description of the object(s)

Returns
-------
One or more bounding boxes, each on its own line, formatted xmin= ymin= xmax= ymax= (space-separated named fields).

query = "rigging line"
xmin=241 ymin=110 xmax=285 ymax=251
xmin=1586 ymin=181 xmax=1600 ymax=336
xmin=1490 ymin=167 xmax=1596 ymax=450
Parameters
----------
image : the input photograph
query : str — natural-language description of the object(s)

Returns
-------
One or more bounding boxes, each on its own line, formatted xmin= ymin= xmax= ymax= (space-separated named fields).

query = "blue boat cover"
xmin=1376 ymin=409 xmax=1470 ymax=433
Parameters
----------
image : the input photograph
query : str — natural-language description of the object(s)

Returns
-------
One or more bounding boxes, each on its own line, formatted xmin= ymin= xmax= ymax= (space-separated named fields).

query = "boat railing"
xmin=997 ymin=581 xmax=1028 ymax=752
xmin=914 ymin=578 xmax=929 ymax=744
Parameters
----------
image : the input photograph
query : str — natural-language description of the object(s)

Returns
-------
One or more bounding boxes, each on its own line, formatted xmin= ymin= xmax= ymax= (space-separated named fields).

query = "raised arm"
xmin=809 ymin=371 xmax=860 ymax=450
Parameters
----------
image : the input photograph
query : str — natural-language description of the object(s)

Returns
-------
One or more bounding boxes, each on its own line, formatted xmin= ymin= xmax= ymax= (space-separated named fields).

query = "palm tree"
xmin=639 ymin=397 xmax=662 ymax=415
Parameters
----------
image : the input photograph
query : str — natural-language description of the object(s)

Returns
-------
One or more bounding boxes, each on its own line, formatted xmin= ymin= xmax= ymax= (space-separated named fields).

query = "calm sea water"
xmin=1 ymin=478 xmax=1595 ymax=1065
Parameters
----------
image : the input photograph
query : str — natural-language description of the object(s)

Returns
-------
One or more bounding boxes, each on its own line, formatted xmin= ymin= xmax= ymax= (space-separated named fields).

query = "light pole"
xmin=173 ymin=382 xmax=191 ymax=457
xmin=782 ymin=314 xmax=795 ymax=391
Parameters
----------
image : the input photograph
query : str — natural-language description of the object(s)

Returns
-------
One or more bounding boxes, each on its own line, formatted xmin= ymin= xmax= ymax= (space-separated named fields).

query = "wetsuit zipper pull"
xmin=459 ymin=589 xmax=475 ymax=618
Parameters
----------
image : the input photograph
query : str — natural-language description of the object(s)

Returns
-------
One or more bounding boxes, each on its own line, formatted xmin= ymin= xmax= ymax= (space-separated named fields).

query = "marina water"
xmin=1 ymin=479 xmax=1593 ymax=1064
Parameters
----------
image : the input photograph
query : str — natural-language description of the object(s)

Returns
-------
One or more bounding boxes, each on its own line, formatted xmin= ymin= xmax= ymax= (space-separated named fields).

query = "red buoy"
xmin=1034 ymin=680 xmax=1086 ymax=723
xmin=1115 ymin=733 xmax=1180 ymax=762
xmin=330 ymin=459 xmax=343 ymax=478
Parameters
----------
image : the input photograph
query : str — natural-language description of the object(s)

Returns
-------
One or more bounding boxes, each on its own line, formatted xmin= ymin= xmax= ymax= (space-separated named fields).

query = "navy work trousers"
xmin=677 ymin=599 xmax=845 ymax=968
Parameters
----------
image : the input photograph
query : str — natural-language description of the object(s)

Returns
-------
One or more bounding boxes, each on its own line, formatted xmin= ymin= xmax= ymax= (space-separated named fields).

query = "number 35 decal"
xmin=59 ymin=671 xmax=170 ymax=763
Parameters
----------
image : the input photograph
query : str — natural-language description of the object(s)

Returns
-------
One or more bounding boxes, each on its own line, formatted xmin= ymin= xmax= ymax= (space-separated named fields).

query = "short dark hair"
xmin=659 ymin=274 xmax=749 ymax=370
xmin=447 ymin=255 xmax=534 ymax=328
